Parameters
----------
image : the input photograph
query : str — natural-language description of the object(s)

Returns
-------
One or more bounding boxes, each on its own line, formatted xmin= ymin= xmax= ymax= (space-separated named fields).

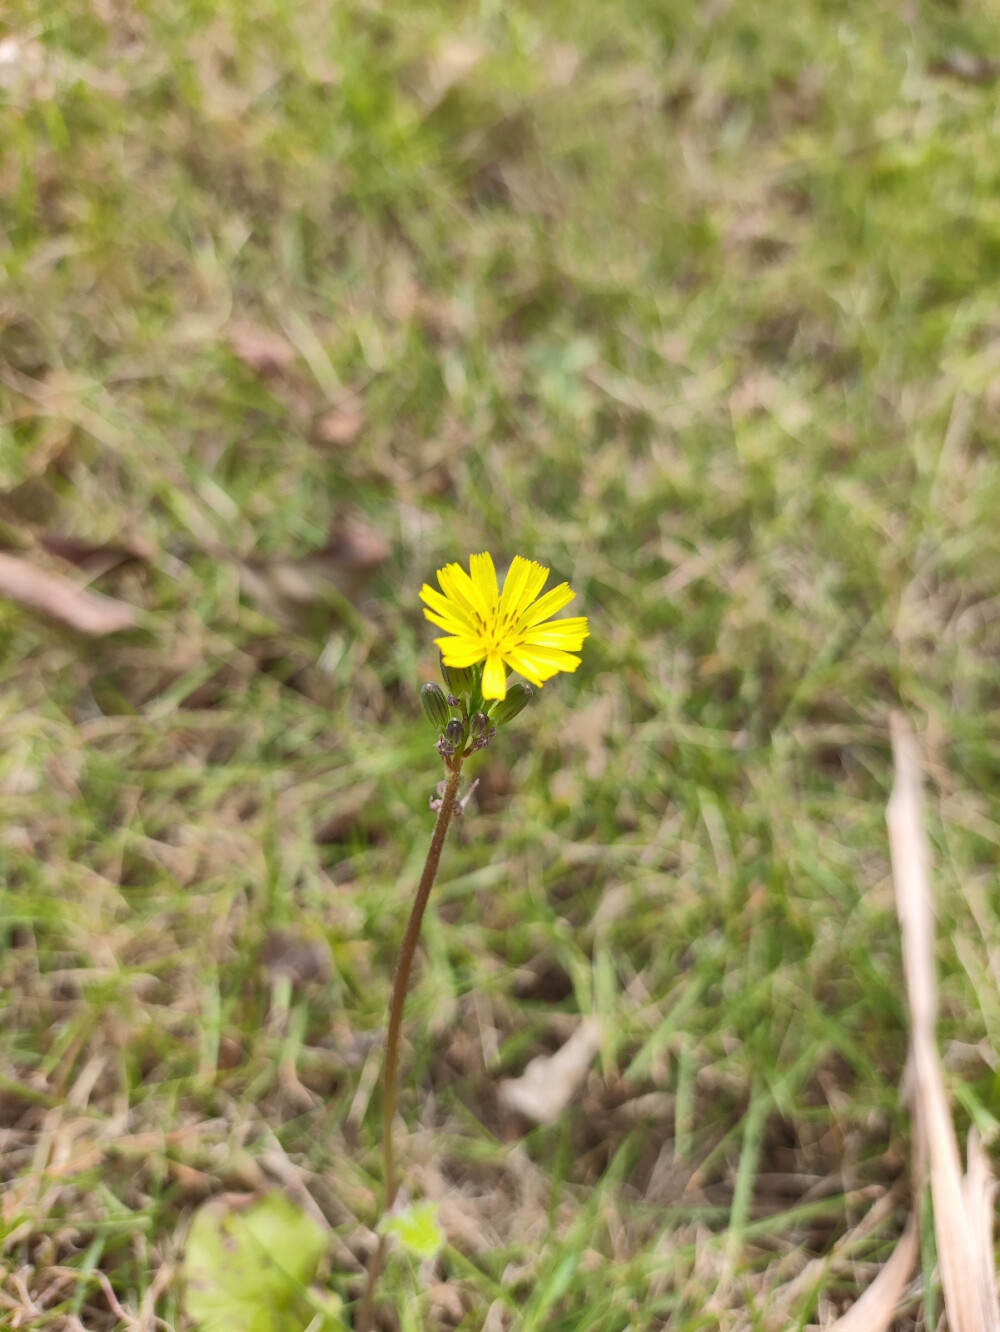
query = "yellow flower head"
xmin=420 ymin=553 xmax=588 ymax=701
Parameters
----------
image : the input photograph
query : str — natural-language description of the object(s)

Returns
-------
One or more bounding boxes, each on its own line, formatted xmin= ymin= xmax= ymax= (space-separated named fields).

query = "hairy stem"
xmin=357 ymin=755 xmax=465 ymax=1332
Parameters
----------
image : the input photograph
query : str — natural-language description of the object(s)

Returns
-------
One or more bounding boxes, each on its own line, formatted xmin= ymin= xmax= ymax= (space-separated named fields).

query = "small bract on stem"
xmin=356 ymin=554 xmax=587 ymax=1331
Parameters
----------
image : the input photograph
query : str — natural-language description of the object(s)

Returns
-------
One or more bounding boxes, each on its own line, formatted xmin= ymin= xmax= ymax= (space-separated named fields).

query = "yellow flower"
xmin=420 ymin=552 xmax=588 ymax=701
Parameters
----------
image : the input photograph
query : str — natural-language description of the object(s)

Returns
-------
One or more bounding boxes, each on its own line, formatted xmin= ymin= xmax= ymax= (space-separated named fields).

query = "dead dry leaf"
xmin=260 ymin=931 xmax=331 ymax=988
xmin=0 ymin=552 xmax=139 ymax=636
xmin=227 ymin=322 xmax=295 ymax=374
xmin=928 ymin=52 xmax=1000 ymax=85
xmin=241 ymin=515 xmax=389 ymax=626
xmin=313 ymin=401 xmax=364 ymax=448
xmin=498 ymin=1017 xmax=601 ymax=1125
xmin=40 ymin=532 xmax=155 ymax=576
xmin=543 ymin=44 xmax=581 ymax=88
xmin=419 ymin=37 xmax=487 ymax=108
xmin=0 ymin=36 xmax=45 ymax=99
xmin=426 ymin=1282 xmax=465 ymax=1326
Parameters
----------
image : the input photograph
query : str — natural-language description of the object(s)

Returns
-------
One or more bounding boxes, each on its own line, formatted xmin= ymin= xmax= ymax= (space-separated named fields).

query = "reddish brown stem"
xmin=356 ymin=756 xmax=464 ymax=1332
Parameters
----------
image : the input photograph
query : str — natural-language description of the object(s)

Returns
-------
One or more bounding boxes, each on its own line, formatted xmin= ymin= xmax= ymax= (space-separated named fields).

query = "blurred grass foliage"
xmin=2 ymin=0 xmax=1000 ymax=1327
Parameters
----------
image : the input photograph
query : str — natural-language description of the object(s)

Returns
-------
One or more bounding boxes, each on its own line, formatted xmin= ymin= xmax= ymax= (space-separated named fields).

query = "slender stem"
xmin=357 ymin=755 xmax=464 ymax=1332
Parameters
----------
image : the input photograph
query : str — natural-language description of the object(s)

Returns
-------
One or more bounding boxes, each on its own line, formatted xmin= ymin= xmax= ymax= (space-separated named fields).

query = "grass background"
xmin=3 ymin=0 xmax=1000 ymax=1327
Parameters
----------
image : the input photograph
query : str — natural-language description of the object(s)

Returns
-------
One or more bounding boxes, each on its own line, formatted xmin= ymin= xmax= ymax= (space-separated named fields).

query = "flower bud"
xmin=490 ymin=682 xmax=532 ymax=726
xmin=469 ymin=711 xmax=489 ymax=739
xmin=440 ymin=658 xmax=480 ymax=698
xmin=420 ymin=682 xmax=451 ymax=729
xmin=445 ymin=718 xmax=465 ymax=747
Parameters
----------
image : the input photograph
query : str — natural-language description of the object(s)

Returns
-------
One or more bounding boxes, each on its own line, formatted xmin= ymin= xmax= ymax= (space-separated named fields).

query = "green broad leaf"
xmin=183 ymin=1192 xmax=344 ymax=1332
xmin=379 ymin=1199 xmax=444 ymax=1259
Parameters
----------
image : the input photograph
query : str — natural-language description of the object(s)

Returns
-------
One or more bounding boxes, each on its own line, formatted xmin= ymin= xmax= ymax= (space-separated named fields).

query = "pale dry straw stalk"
xmin=828 ymin=714 xmax=1000 ymax=1331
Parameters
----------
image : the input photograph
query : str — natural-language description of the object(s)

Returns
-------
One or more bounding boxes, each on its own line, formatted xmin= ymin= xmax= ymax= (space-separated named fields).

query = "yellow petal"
xmin=519 ymin=582 xmax=575 ymax=628
xmin=509 ymin=646 xmax=582 ymax=680
xmin=437 ymin=563 xmax=484 ymax=625
xmin=529 ymin=646 xmax=582 ymax=669
xmin=435 ymin=636 xmax=487 ymax=667
xmin=501 ymin=649 xmax=548 ymax=687
xmin=420 ymin=583 xmax=477 ymax=633
xmin=423 ymin=607 xmax=473 ymax=635
xmin=482 ymin=651 xmax=507 ymax=700
xmin=468 ymin=552 xmax=499 ymax=618
xmin=521 ymin=617 xmax=589 ymax=650
xmin=499 ymin=557 xmax=548 ymax=624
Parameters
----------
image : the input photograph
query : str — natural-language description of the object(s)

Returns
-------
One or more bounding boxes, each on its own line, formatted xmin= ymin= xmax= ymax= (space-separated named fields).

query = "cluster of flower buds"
xmin=420 ymin=659 xmax=532 ymax=759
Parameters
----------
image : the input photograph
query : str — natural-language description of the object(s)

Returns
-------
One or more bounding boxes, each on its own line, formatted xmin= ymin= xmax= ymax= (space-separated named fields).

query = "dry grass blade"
xmin=887 ymin=712 xmax=1000 ymax=1332
xmin=824 ymin=1215 xmax=919 ymax=1332
xmin=828 ymin=714 xmax=1000 ymax=1332
xmin=966 ymin=1131 xmax=1000 ymax=1328
xmin=0 ymin=551 xmax=140 ymax=635
xmin=964 ymin=1129 xmax=1000 ymax=1326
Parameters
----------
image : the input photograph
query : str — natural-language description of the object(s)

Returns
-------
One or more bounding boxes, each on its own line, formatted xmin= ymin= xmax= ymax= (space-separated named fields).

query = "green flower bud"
xmin=469 ymin=711 xmax=489 ymax=739
xmin=445 ymin=718 xmax=465 ymax=747
xmin=441 ymin=658 xmax=480 ymax=698
xmin=490 ymin=683 xmax=532 ymax=726
xmin=421 ymin=682 xmax=451 ymax=729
